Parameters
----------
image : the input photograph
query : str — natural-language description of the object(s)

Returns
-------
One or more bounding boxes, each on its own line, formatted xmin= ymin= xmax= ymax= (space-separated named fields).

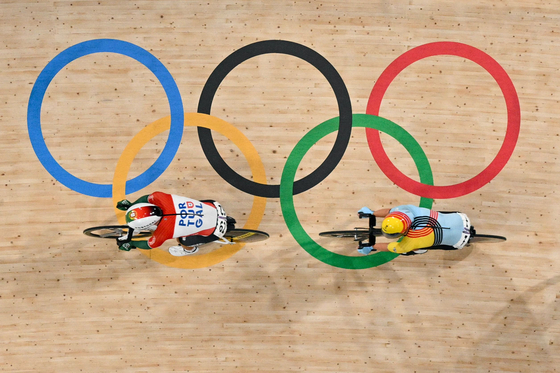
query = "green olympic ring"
xmin=280 ymin=114 xmax=434 ymax=269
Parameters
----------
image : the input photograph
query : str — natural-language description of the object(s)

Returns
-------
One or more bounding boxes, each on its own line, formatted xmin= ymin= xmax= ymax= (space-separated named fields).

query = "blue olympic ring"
xmin=27 ymin=39 xmax=184 ymax=197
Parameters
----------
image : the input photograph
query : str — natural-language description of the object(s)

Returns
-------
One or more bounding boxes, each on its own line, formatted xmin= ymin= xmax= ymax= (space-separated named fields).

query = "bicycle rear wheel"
xmin=223 ymin=228 xmax=269 ymax=243
xmin=319 ymin=228 xmax=380 ymax=241
xmin=83 ymin=225 xmax=152 ymax=239
xmin=469 ymin=234 xmax=506 ymax=243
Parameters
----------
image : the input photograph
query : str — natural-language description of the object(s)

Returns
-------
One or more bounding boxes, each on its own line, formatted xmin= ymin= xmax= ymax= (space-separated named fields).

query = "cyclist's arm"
xmin=367 ymin=241 xmax=408 ymax=254
xmin=129 ymin=195 xmax=150 ymax=205
xmin=373 ymin=240 xmax=419 ymax=254
xmin=372 ymin=242 xmax=389 ymax=251
xmin=374 ymin=208 xmax=392 ymax=217
xmin=116 ymin=194 xmax=150 ymax=211
xmin=130 ymin=240 xmax=152 ymax=250
xmin=116 ymin=236 xmax=153 ymax=251
xmin=387 ymin=239 xmax=425 ymax=254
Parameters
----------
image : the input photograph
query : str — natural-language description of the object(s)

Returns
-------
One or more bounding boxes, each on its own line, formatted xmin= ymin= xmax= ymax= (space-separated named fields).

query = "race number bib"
xmin=213 ymin=201 xmax=228 ymax=238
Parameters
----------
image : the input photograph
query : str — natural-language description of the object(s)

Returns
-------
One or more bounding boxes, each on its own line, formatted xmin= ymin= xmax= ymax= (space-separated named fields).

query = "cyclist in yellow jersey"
xmin=357 ymin=205 xmax=472 ymax=255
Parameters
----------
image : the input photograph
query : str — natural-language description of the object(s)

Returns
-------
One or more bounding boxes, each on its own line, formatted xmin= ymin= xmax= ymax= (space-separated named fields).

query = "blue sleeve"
xmin=390 ymin=205 xmax=416 ymax=219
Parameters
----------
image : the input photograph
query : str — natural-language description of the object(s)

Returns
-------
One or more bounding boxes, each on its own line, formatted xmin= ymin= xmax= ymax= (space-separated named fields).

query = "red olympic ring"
xmin=366 ymin=41 xmax=520 ymax=199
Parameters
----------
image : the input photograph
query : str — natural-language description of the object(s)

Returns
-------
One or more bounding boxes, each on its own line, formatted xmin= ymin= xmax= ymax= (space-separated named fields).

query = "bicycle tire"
xmin=223 ymin=228 xmax=269 ymax=243
xmin=319 ymin=228 xmax=382 ymax=240
xmin=83 ymin=225 xmax=152 ymax=239
xmin=469 ymin=234 xmax=506 ymax=243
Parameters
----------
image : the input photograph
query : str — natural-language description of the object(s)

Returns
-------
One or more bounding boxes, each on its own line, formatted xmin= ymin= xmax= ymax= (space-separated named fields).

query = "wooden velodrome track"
xmin=1 ymin=1 xmax=559 ymax=372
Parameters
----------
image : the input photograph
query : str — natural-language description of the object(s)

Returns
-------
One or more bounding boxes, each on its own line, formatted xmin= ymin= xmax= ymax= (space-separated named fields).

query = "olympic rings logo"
xmin=27 ymin=39 xmax=520 ymax=269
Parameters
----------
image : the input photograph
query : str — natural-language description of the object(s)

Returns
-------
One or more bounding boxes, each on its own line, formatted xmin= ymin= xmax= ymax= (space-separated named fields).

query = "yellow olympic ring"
xmin=112 ymin=113 xmax=267 ymax=269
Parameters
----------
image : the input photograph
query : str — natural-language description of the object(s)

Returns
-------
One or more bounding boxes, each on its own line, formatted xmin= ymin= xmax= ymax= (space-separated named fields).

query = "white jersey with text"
xmin=146 ymin=192 xmax=226 ymax=248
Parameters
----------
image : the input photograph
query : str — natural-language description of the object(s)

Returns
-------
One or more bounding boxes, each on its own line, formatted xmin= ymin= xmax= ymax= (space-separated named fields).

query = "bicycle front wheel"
xmin=83 ymin=225 xmax=152 ymax=239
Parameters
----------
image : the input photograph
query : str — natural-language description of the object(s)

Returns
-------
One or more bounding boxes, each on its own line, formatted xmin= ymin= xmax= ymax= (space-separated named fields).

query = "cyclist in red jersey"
xmin=115 ymin=191 xmax=235 ymax=256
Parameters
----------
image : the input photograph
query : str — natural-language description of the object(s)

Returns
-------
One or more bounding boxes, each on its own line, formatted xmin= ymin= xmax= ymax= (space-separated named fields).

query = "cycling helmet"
xmin=125 ymin=203 xmax=162 ymax=231
xmin=381 ymin=212 xmax=410 ymax=239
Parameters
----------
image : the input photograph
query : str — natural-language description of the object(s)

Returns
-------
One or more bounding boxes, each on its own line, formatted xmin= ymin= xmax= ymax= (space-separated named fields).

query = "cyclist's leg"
xmin=226 ymin=216 xmax=236 ymax=231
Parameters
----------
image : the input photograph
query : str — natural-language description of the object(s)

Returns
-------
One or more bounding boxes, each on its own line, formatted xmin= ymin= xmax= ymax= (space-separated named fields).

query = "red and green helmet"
xmin=125 ymin=203 xmax=162 ymax=230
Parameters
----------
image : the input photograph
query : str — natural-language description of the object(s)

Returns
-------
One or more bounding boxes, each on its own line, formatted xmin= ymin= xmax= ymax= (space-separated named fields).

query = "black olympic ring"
xmin=197 ymin=40 xmax=352 ymax=198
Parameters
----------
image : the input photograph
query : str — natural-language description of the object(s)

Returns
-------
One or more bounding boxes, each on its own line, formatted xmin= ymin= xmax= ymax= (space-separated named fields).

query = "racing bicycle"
xmin=318 ymin=211 xmax=506 ymax=251
xmin=83 ymin=216 xmax=269 ymax=246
